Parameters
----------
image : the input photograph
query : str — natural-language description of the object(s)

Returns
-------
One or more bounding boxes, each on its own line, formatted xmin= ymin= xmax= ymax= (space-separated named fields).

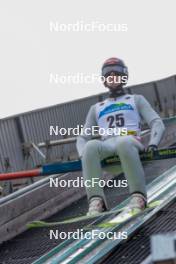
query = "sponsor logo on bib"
xmin=99 ymin=103 xmax=134 ymax=118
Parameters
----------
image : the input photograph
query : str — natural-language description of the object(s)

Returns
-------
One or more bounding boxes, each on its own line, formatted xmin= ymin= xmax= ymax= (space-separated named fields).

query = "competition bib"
xmin=95 ymin=94 xmax=141 ymax=139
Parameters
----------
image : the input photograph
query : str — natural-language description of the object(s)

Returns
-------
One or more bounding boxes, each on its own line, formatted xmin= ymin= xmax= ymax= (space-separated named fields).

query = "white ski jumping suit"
xmin=76 ymin=94 xmax=165 ymax=208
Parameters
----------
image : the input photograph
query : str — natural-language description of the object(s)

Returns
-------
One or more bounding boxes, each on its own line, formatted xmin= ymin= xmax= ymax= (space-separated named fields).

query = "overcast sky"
xmin=0 ymin=0 xmax=175 ymax=118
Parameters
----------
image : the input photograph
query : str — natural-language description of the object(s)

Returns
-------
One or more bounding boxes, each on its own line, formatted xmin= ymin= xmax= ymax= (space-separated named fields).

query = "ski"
xmin=89 ymin=200 xmax=162 ymax=229
xmin=27 ymin=207 xmax=126 ymax=228
xmin=27 ymin=200 xmax=161 ymax=228
xmin=92 ymin=206 xmax=154 ymax=229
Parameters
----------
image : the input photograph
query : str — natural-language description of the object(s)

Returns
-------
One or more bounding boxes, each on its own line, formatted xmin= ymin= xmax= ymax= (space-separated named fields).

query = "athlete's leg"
xmin=115 ymin=136 xmax=146 ymax=198
xmin=81 ymin=138 xmax=118 ymax=209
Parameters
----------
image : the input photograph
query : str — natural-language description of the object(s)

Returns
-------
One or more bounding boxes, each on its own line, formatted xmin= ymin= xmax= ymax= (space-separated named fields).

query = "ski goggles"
xmin=102 ymin=65 xmax=128 ymax=77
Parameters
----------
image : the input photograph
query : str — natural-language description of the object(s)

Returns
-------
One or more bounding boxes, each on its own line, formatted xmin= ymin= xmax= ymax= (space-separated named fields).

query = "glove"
xmin=146 ymin=144 xmax=158 ymax=152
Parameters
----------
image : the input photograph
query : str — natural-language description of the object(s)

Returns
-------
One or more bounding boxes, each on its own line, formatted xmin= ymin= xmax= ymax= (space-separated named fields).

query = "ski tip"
xmin=27 ymin=221 xmax=47 ymax=228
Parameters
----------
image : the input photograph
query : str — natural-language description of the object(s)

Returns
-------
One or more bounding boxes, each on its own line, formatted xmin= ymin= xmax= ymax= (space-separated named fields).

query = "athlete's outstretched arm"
xmin=76 ymin=105 xmax=97 ymax=158
xmin=135 ymin=95 xmax=165 ymax=146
